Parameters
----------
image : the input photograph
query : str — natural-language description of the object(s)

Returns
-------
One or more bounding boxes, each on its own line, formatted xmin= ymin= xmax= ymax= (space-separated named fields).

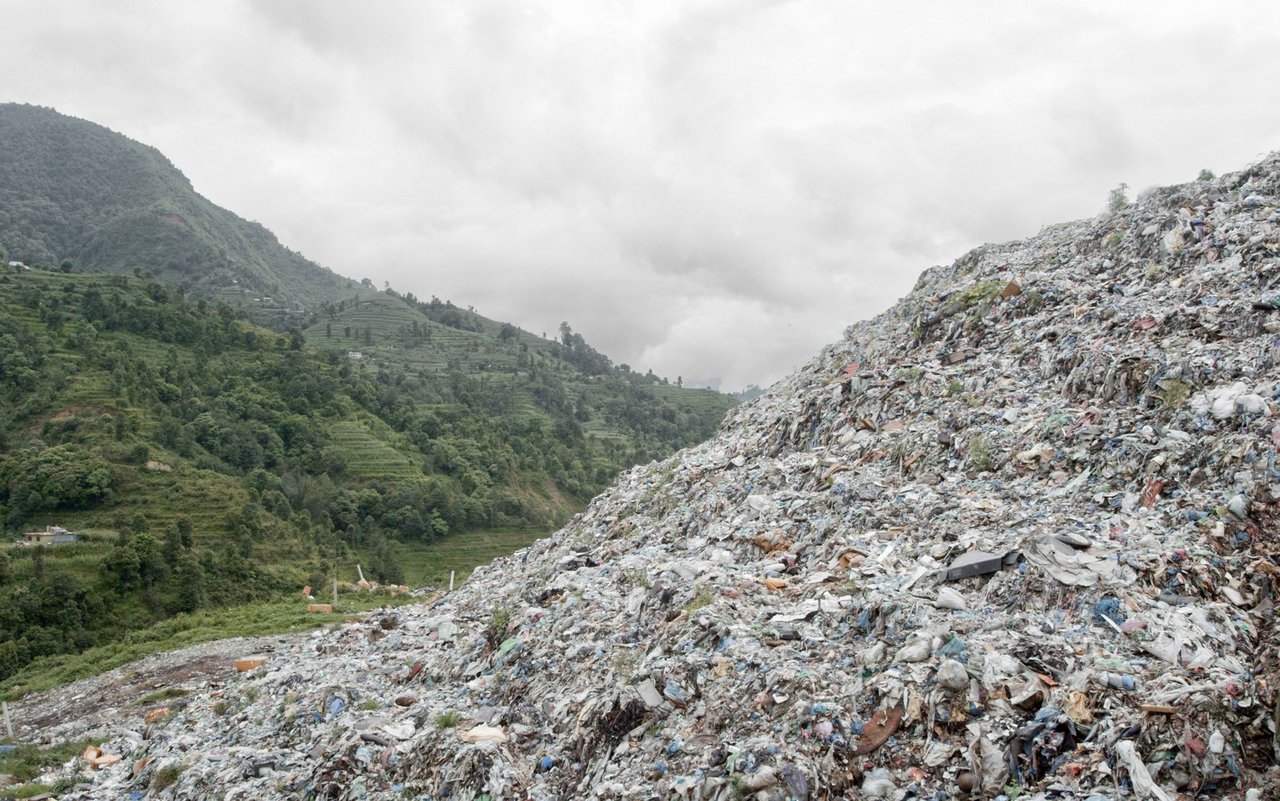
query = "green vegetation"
xmin=140 ymin=687 xmax=188 ymax=704
xmin=1107 ymin=182 xmax=1130 ymax=213
xmin=0 ymin=739 xmax=96 ymax=787
xmin=0 ymin=103 xmax=351 ymax=311
xmin=486 ymin=605 xmax=512 ymax=648
xmin=433 ymin=710 xmax=462 ymax=728
xmin=389 ymin=529 xmax=548 ymax=588
xmin=152 ymin=763 xmax=185 ymax=792
xmin=0 ymin=267 xmax=729 ymax=688
xmin=685 ymin=587 xmax=714 ymax=613
xmin=967 ymin=435 xmax=996 ymax=473
xmin=0 ymin=598 xmax=397 ymax=701
xmin=956 ymin=281 xmax=1004 ymax=311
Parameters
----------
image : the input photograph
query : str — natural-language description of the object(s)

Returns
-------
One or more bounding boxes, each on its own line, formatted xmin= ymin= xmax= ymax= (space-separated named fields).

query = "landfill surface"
xmin=10 ymin=157 xmax=1280 ymax=800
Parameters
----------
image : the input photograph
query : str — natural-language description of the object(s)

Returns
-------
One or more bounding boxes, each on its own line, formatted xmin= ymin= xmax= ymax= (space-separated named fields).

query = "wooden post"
xmin=2 ymin=701 xmax=13 ymax=739
xmin=449 ymin=570 xmax=456 ymax=592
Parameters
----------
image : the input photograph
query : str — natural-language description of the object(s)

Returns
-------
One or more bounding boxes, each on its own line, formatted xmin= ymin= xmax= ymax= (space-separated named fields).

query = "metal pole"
xmin=449 ymin=570 xmax=455 ymax=592
xmin=2 ymin=701 xmax=13 ymax=739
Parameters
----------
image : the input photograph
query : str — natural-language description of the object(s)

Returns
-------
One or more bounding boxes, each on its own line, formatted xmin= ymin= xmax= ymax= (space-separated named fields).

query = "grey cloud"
xmin=5 ymin=0 xmax=1280 ymax=389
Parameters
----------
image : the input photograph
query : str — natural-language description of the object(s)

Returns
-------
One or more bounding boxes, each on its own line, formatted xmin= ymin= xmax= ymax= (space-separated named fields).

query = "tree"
xmin=171 ymin=553 xmax=206 ymax=612
xmin=176 ymin=515 xmax=193 ymax=549
xmin=1197 ymin=168 xmax=1215 ymax=181
xmin=102 ymin=543 xmax=140 ymax=590
xmin=367 ymin=532 xmax=404 ymax=584
xmin=498 ymin=323 xmax=518 ymax=342
xmin=1107 ymin=183 xmax=1130 ymax=213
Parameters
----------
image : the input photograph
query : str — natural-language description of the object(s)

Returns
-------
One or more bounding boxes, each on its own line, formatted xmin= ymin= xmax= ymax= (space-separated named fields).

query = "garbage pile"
xmin=43 ymin=157 xmax=1280 ymax=799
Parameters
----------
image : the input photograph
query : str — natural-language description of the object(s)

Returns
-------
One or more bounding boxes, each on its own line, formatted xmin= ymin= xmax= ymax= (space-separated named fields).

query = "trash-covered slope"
xmin=39 ymin=158 xmax=1280 ymax=800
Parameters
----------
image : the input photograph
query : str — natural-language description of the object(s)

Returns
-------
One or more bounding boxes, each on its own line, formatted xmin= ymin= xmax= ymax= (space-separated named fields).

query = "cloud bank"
xmin=5 ymin=0 xmax=1280 ymax=388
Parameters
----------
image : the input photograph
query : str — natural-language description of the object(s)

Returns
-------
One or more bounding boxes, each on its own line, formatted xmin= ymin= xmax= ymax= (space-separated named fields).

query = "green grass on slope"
xmin=328 ymin=419 xmax=423 ymax=481
xmin=0 ymin=595 xmax=414 ymax=702
xmin=391 ymin=528 xmax=551 ymax=588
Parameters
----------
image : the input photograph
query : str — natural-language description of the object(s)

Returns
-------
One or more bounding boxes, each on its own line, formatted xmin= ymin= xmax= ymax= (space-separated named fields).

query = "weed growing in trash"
xmin=966 ymin=434 xmax=996 ymax=472
xmin=684 ymin=587 xmax=714 ymax=613
xmin=139 ymin=687 xmax=187 ymax=704
xmin=485 ymin=605 xmax=511 ymax=649
xmin=152 ymin=763 xmax=185 ymax=791
xmin=433 ymin=710 xmax=461 ymax=729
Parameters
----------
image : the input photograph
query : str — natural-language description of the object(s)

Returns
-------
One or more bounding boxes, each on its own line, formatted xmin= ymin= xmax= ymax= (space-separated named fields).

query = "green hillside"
xmin=0 ymin=103 xmax=352 ymax=309
xmin=305 ymin=292 xmax=733 ymax=472
xmin=0 ymin=265 xmax=731 ymax=684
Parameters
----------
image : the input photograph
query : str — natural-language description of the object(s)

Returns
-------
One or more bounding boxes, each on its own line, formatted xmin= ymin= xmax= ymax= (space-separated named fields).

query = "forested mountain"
xmin=0 ymin=266 xmax=731 ymax=681
xmin=0 ymin=103 xmax=351 ymax=308
xmin=0 ymin=105 xmax=736 ymax=682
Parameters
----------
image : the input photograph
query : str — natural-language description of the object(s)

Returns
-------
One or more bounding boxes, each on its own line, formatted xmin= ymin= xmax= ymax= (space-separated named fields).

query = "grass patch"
xmin=956 ymin=281 xmax=1004 ymax=311
xmin=391 ymin=528 xmax=550 ymax=588
xmin=140 ymin=687 xmax=188 ymax=704
xmin=3 ymin=783 xmax=59 ymax=799
xmin=0 ymin=739 xmax=97 ymax=783
xmin=433 ymin=710 xmax=462 ymax=729
xmin=152 ymin=763 xmax=185 ymax=791
xmin=0 ymin=595 xmax=411 ymax=701
xmin=685 ymin=587 xmax=714 ymax=614
xmin=486 ymin=606 xmax=512 ymax=649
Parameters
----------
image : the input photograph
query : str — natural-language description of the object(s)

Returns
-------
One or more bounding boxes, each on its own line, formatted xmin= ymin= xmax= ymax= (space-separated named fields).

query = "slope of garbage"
xmin=24 ymin=157 xmax=1280 ymax=800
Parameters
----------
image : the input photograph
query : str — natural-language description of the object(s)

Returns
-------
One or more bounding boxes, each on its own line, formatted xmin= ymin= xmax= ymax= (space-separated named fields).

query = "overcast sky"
xmin=5 ymin=1 xmax=1280 ymax=389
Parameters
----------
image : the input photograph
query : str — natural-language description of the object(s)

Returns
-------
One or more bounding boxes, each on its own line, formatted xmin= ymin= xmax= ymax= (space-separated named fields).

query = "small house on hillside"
xmin=20 ymin=525 xmax=78 ymax=545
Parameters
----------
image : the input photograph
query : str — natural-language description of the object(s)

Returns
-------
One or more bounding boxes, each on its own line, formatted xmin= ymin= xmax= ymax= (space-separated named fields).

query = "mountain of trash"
xmin=25 ymin=157 xmax=1280 ymax=800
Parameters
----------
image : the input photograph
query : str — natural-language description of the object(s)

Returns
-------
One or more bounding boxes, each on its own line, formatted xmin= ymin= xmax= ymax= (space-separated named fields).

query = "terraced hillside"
xmin=0 ymin=265 xmax=732 ymax=685
xmin=305 ymin=291 xmax=736 ymax=473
